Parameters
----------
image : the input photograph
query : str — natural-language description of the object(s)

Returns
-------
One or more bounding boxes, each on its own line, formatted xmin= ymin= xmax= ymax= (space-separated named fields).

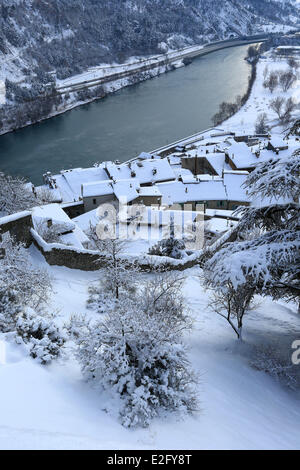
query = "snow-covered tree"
xmin=255 ymin=113 xmax=269 ymax=134
xmin=263 ymin=71 xmax=278 ymax=93
xmin=138 ymin=272 xmax=192 ymax=329
xmin=87 ymin=225 xmax=139 ymax=303
xmin=0 ymin=172 xmax=53 ymax=215
xmin=279 ymin=70 xmax=297 ymax=93
xmin=36 ymin=220 xmax=75 ymax=244
xmin=76 ymin=274 xmax=198 ymax=428
xmin=148 ymin=237 xmax=186 ymax=259
xmin=0 ymin=232 xmax=51 ymax=332
xmin=202 ymin=147 xmax=300 ymax=338
xmin=245 ymin=149 xmax=300 ymax=202
xmin=16 ymin=309 xmax=66 ymax=365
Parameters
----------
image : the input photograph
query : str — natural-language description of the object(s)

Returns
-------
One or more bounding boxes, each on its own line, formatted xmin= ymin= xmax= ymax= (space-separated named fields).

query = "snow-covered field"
xmin=0 ymin=245 xmax=299 ymax=450
xmin=223 ymin=52 xmax=300 ymax=135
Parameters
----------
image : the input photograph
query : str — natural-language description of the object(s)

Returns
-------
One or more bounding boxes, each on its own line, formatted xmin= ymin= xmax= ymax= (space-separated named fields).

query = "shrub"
xmin=149 ymin=238 xmax=186 ymax=259
xmin=16 ymin=311 xmax=66 ymax=365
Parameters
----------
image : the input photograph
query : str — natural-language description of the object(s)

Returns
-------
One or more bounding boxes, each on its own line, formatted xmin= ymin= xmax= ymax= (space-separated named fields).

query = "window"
xmin=93 ymin=198 xmax=97 ymax=205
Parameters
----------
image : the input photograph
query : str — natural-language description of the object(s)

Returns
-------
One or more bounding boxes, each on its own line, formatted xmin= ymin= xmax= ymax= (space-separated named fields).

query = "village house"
xmin=225 ymin=141 xmax=259 ymax=171
xmin=31 ymin=203 xmax=89 ymax=249
xmin=223 ymin=171 xmax=250 ymax=211
xmin=157 ymin=172 xmax=250 ymax=212
xmin=81 ymin=178 xmax=162 ymax=212
xmin=267 ymin=136 xmax=289 ymax=153
xmin=104 ymin=158 xmax=176 ymax=186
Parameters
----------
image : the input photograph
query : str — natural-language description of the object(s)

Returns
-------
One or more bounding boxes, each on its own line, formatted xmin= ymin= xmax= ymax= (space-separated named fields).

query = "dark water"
xmin=0 ymin=45 xmax=251 ymax=184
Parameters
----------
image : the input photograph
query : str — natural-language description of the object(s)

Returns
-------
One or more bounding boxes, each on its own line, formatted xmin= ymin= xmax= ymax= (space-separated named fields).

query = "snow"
xmin=157 ymin=180 xmax=227 ymax=206
xmin=113 ymin=179 xmax=141 ymax=203
xmin=82 ymin=180 xmax=114 ymax=198
xmin=0 ymin=80 xmax=5 ymax=105
xmin=0 ymin=210 xmax=31 ymax=225
xmin=74 ymin=209 xmax=99 ymax=233
xmin=0 ymin=248 xmax=299 ymax=450
xmin=269 ymin=136 xmax=288 ymax=149
xmin=223 ymin=172 xmax=250 ymax=203
xmin=205 ymin=153 xmax=230 ymax=176
xmin=105 ymin=158 xmax=176 ymax=186
xmin=222 ymin=53 xmax=300 ymax=135
xmin=207 ymin=216 xmax=237 ymax=233
xmin=226 ymin=141 xmax=258 ymax=169
xmin=31 ymin=203 xmax=74 ymax=227
xmin=45 ymin=166 xmax=109 ymax=203
xmin=56 ymin=45 xmax=205 ymax=92
xmin=138 ymin=186 xmax=162 ymax=197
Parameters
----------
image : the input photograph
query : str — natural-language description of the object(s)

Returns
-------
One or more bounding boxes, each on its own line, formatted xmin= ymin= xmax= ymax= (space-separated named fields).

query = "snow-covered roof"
xmin=113 ymin=179 xmax=140 ymax=203
xmin=168 ymin=154 xmax=182 ymax=165
xmin=105 ymin=158 xmax=175 ymax=185
xmin=45 ymin=165 xmax=109 ymax=202
xmin=82 ymin=180 xmax=114 ymax=198
xmin=157 ymin=180 xmax=227 ymax=205
xmin=137 ymin=186 xmax=162 ymax=197
xmin=60 ymin=227 xmax=89 ymax=249
xmin=81 ymin=178 xmax=143 ymax=203
xmin=31 ymin=203 xmax=89 ymax=249
xmin=226 ymin=142 xmax=258 ymax=169
xmin=173 ymin=168 xmax=196 ymax=183
xmin=119 ymin=206 xmax=203 ymax=229
xmin=196 ymin=174 xmax=223 ymax=182
xmin=0 ymin=210 xmax=32 ymax=225
xmin=138 ymin=152 xmax=155 ymax=160
xmin=31 ymin=203 xmax=75 ymax=229
xmin=223 ymin=172 xmax=250 ymax=203
xmin=268 ymin=136 xmax=288 ymax=149
xmin=73 ymin=209 xmax=99 ymax=232
xmin=205 ymin=153 xmax=230 ymax=176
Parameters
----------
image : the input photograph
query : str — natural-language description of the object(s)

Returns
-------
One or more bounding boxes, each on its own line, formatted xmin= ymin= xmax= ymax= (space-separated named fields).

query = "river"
xmin=0 ymin=44 xmax=251 ymax=184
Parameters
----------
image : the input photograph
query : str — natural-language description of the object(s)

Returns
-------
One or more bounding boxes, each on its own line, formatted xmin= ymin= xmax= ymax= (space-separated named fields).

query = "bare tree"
xmin=204 ymin=280 xmax=255 ymax=340
xmin=87 ymin=224 xmax=139 ymax=301
xmin=281 ymin=97 xmax=297 ymax=124
xmin=255 ymin=113 xmax=269 ymax=134
xmin=270 ymin=96 xmax=285 ymax=120
xmin=279 ymin=70 xmax=297 ymax=92
xmin=287 ymin=58 xmax=299 ymax=71
xmin=263 ymin=72 xmax=278 ymax=93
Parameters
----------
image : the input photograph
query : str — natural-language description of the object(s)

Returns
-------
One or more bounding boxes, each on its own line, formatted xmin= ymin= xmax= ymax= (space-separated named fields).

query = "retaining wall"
xmin=0 ymin=211 xmax=33 ymax=246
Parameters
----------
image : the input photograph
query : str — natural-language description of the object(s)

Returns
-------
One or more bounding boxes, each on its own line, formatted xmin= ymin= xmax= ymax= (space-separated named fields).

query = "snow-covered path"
xmin=0 ymin=248 xmax=299 ymax=450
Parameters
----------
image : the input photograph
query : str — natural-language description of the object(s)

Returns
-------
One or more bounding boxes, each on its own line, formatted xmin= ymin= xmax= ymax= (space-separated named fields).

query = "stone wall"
xmin=0 ymin=209 xmax=238 ymax=272
xmin=62 ymin=202 xmax=85 ymax=219
xmin=0 ymin=211 xmax=33 ymax=246
xmin=31 ymin=228 xmax=204 ymax=272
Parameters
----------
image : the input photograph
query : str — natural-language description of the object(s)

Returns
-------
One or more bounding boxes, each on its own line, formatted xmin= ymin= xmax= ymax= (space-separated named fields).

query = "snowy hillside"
xmin=0 ymin=250 xmax=299 ymax=450
xmin=0 ymin=0 xmax=298 ymax=83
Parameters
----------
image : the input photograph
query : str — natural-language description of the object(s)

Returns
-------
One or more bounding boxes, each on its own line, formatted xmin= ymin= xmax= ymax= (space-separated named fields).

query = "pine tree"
xmin=0 ymin=232 xmax=51 ymax=332
xmin=202 ymin=147 xmax=300 ymax=338
xmin=77 ymin=274 xmax=198 ymax=428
